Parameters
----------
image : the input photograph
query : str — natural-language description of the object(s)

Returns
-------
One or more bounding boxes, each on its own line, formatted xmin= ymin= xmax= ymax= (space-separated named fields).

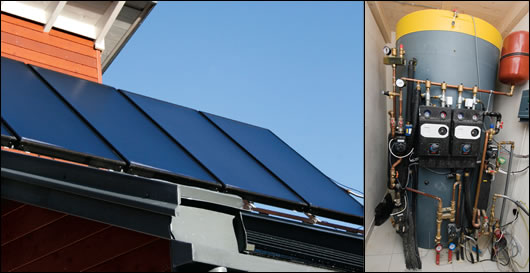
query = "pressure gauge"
xmin=472 ymin=114 xmax=479 ymax=121
xmin=424 ymin=110 xmax=431 ymax=118
xmin=383 ymin=46 xmax=391 ymax=56
xmin=435 ymin=245 xmax=443 ymax=252
xmin=449 ymin=243 xmax=456 ymax=251
xmin=457 ymin=112 xmax=464 ymax=120
xmin=396 ymin=79 xmax=405 ymax=88
xmin=440 ymin=111 xmax=447 ymax=119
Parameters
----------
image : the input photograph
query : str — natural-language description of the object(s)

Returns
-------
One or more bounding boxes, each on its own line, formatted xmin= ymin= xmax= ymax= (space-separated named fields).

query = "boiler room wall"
xmin=1 ymin=13 xmax=101 ymax=83
xmin=364 ymin=4 xmax=393 ymax=241
xmin=491 ymin=11 xmax=529 ymax=272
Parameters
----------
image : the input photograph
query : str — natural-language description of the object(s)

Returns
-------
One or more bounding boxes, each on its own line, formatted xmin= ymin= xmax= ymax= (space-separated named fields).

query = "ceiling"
xmin=367 ymin=1 xmax=529 ymax=43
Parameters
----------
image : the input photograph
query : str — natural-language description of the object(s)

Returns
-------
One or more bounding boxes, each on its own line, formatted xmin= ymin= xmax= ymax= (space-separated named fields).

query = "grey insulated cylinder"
xmin=395 ymin=9 xmax=502 ymax=249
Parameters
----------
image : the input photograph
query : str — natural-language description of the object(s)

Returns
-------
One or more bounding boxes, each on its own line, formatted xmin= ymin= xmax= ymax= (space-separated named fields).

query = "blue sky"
xmin=103 ymin=2 xmax=364 ymax=199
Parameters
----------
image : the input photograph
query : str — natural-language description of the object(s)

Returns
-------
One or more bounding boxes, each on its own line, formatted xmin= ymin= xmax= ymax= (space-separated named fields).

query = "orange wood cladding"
xmin=1 ymin=13 xmax=101 ymax=83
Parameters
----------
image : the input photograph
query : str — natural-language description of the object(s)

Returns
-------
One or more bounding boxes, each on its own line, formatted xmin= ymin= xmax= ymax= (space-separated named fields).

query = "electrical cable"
xmin=500 ymin=165 xmax=529 ymax=174
xmin=511 ymin=205 xmax=529 ymax=269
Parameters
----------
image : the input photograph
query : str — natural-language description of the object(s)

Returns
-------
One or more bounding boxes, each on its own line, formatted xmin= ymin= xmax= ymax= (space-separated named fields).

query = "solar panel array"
xmin=0 ymin=57 xmax=363 ymax=223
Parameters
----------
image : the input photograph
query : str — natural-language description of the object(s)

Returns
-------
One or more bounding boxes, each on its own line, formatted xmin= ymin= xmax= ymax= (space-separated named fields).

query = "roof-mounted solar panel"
xmin=0 ymin=58 xmax=124 ymax=170
xmin=2 ymin=57 xmax=362 ymax=223
xmin=202 ymin=113 xmax=363 ymax=224
xmin=31 ymin=65 xmax=221 ymax=190
xmin=121 ymin=90 xmax=308 ymax=210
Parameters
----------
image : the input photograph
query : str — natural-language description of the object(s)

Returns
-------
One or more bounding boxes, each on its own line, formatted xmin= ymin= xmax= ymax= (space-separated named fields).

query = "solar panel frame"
xmin=201 ymin=112 xmax=363 ymax=224
xmin=31 ymin=64 xmax=222 ymax=191
xmin=1 ymin=118 xmax=17 ymax=147
xmin=120 ymin=90 xmax=309 ymax=211
xmin=1 ymin=58 xmax=126 ymax=170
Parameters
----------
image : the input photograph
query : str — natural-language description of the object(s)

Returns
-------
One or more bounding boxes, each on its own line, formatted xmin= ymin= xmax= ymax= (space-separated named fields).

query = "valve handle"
xmin=435 ymin=244 xmax=442 ymax=265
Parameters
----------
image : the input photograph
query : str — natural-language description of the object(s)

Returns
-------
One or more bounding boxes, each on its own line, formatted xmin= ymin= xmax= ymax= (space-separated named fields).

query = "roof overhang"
xmin=0 ymin=1 xmax=156 ymax=72
xmin=1 ymin=149 xmax=363 ymax=271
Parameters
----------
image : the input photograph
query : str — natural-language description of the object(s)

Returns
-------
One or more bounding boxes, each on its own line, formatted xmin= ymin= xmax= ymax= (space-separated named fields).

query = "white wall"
xmin=364 ymin=4 xmax=392 ymax=241
xmin=491 ymin=11 xmax=529 ymax=272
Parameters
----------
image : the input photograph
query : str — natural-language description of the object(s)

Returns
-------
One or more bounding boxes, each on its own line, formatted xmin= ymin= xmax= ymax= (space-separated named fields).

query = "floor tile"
xmin=366 ymin=220 xmax=399 ymax=255
xmin=366 ymin=254 xmax=392 ymax=272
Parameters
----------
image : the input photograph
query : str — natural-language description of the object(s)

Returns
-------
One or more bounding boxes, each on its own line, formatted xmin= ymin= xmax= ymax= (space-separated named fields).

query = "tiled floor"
xmin=366 ymin=220 xmax=508 ymax=272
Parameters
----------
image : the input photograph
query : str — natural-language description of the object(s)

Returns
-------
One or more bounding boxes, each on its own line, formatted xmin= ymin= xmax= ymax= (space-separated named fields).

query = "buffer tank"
xmin=394 ymin=9 xmax=502 ymax=249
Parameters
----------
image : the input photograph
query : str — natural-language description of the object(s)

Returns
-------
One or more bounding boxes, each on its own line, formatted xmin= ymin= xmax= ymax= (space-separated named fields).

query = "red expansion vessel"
xmin=499 ymin=31 xmax=529 ymax=85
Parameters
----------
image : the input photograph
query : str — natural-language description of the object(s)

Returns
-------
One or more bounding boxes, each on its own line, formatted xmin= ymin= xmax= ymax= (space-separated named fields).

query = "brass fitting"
xmin=390 ymin=158 xmax=402 ymax=189
xmin=488 ymin=128 xmax=496 ymax=140
xmin=425 ymin=80 xmax=431 ymax=106
xmin=457 ymin=84 xmax=464 ymax=109
xmin=392 ymin=48 xmax=397 ymax=56
xmin=441 ymin=82 xmax=447 ymax=107
xmin=435 ymin=201 xmax=443 ymax=244
xmin=490 ymin=195 xmax=498 ymax=234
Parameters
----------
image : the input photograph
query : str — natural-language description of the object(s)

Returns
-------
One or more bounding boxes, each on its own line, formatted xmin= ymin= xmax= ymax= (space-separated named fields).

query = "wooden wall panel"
xmin=1 ymin=13 xmax=101 ymax=83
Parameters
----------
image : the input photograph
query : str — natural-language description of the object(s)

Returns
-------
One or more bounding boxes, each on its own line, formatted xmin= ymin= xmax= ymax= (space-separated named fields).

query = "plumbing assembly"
xmin=376 ymin=9 xmax=529 ymax=270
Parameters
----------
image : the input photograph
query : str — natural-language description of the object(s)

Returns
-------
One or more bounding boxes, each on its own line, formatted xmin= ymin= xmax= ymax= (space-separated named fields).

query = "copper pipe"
xmin=425 ymin=80 xmax=431 ymax=106
xmin=472 ymin=129 xmax=493 ymax=228
xmin=397 ymin=87 xmax=404 ymax=134
xmin=452 ymin=175 xmax=462 ymax=224
xmin=399 ymin=87 xmax=403 ymax=118
xmin=401 ymin=78 xmax=515 ymax=97
xmin=473 ymin=209 xmax=481 ymax=228
xmin=390 ymin=158 xmax=402 ymax=189
xmin=392 ymin=64 xmax=397 ymax=122
xmin=455 ymin=182 xmax=462 ymax=225
xmin=406 ymin=187 xmax=443 ymax=244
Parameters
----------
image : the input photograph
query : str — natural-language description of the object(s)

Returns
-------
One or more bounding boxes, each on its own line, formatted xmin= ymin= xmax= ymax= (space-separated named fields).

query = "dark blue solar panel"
xmin=203 ymin=112 xmax=363 ymax=218
xmin=122 ymin=91 xmax=306 ymax=206
xmin=32 ymin=65 xmax=219 ymax=187
xmin=0 ymin=57 xmax=121 ymax=162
